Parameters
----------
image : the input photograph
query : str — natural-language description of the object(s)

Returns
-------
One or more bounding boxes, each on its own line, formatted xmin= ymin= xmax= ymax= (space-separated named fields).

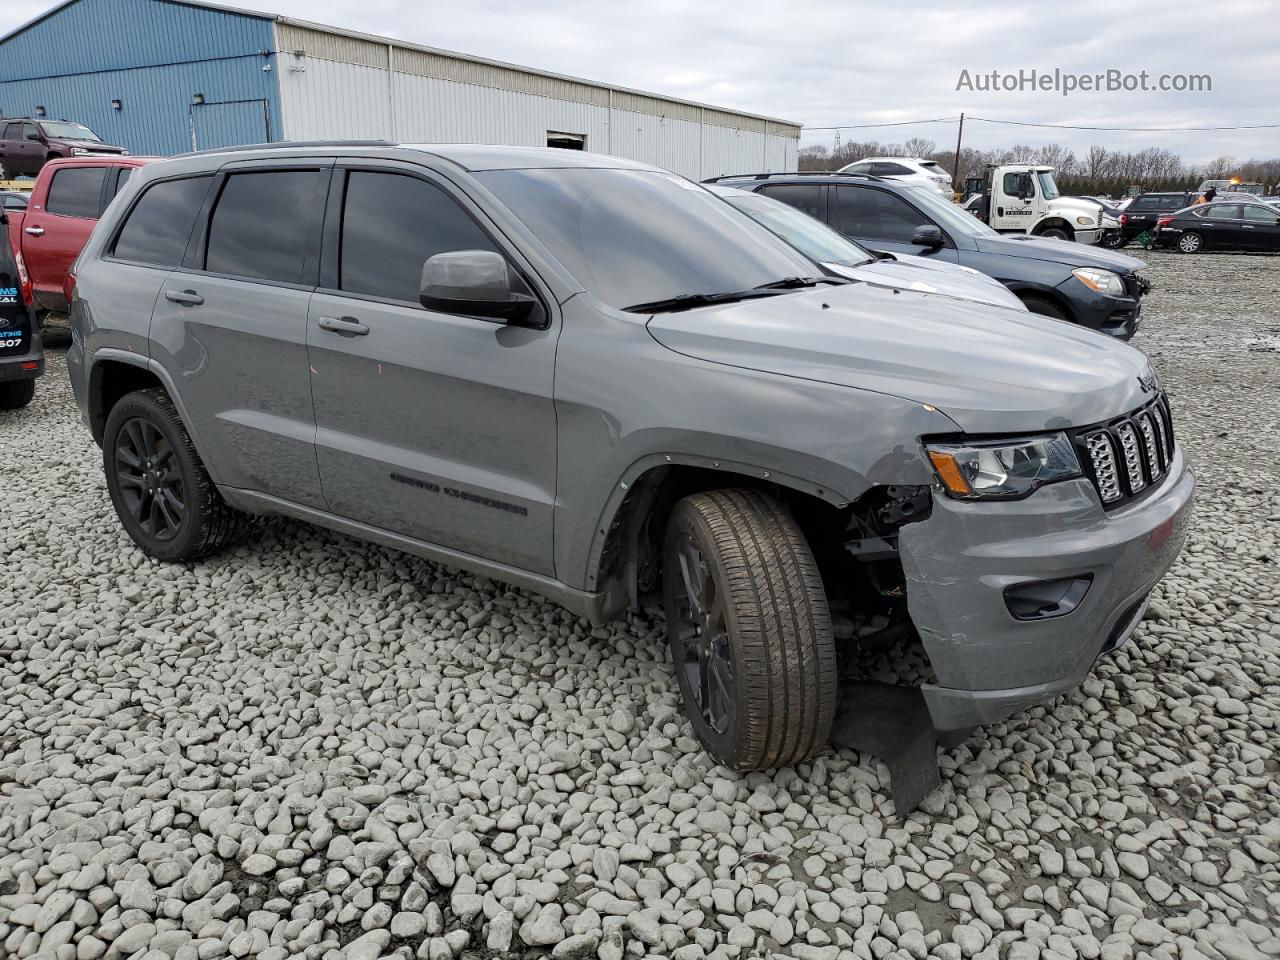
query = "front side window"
xmin=1003 ymin=172 xmax=1033 ymax=197
xmin=21 ymin=123 xmax=40 ymax=141
xmin=46 ymin=166 xmax=106 ymax=218
xmin=205 ymin=170 xmax=323 ymax=284
xmin=113 ymin=176 xmax=212 ymax=267
xmin=832 ymin=186 xmax=930 ymax=243
xmin=339 ymin=171 xmax=499 ymax=304
xmin=759 ymin=183 xmax=822 ymax=218
xmin=477 ymin=168 xmax=816 ymax=311
xmin=846 ymin=162 xmax=873 ymax=175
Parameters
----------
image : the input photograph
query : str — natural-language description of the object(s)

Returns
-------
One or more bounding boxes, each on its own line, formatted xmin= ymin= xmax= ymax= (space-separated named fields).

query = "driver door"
xmin=989 ymin=171 xmax=1035 ymax=232
xmin=307 ymin=162 xmax=559 ymax=575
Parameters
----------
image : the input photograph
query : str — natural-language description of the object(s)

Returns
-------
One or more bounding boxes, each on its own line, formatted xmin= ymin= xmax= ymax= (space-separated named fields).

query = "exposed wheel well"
xmin=594 ymin=465 xmax=930 ymax=625
xmin=88 ymin=360 xmax=165 ymax=446
xmin=1013 ymin=288 xmax=1075 ymax=323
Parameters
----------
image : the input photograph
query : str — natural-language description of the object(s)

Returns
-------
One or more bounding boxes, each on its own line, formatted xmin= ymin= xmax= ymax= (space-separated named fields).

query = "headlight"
xmin=1072 ymin=267 xmax=1125 ymax=297
xmin=1075 ymin=215 xmax=1095 ymax=226
xmin=70 ymin=147 xmax=88 ymax=156
xmin=926 ymin=434 xmax=1081 ymax=500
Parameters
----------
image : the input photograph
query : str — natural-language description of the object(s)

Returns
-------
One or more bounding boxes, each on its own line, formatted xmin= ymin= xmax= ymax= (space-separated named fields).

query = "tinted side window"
xmin=1 ymin=124 xmax=18 ymax=140
xmin=874 ymin=163 xmax=913 ymax=176
xmin=21 ymin=124 xmax=39 ymax=141
xmin=205 ymin=170 xmax=323 ymax=284
xmin=832 ymin=186 xmax=930 ymax=243
xmin=114 ymin=176 xmax=212 ymax=266
xmin=109 ymin=166 xmax=135 ymax=201
xmin=1243 ymin=205 xmax=1275 ymax=221
xmin=758 ymin=184 xmax=822 ymax=218
xmin=847 ymin=163 xmax=873 ymax=174
xmin=46 ymin=166 xmax=107 ymax=218
xmin=339 ymin=171 xmax=499 ymax=304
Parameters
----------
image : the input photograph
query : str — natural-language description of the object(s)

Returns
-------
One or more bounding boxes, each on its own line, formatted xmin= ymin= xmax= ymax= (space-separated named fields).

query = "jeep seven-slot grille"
xmin=1074 ymin=394 xmax=1175 ymax=508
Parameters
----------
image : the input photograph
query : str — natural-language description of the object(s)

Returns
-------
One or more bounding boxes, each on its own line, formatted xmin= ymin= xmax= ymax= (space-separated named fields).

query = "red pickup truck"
xmin=5 ymin=155 xmax=156 ymax=314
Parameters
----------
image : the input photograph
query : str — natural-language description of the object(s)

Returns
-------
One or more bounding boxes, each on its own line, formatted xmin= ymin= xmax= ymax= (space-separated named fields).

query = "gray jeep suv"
xmin=68 ymin=143 xmax=1194 ymax=770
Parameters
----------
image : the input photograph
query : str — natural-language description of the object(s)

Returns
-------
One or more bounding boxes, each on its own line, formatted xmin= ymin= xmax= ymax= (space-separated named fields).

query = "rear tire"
xmin=1021 ymin=296 xmax=1071 ymax=323
xmin=0 ymin=378 xmax=35 ymax=409
xmin=1178 ymin=232 xmax=1204 ymax=253
xmin=103 ymin=388 xmax=248 ymax=561
xmin=662 ymin=488 xmax=837 ymax=770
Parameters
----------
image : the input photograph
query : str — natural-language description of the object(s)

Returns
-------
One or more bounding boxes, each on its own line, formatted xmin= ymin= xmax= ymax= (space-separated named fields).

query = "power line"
xmin=803 ymin=117 xmax=960 ymax=131
xmin=968 ymin=116 xmax=1280 ymax=133
xmin=805 ymin=115 xmax=1280 ymax=133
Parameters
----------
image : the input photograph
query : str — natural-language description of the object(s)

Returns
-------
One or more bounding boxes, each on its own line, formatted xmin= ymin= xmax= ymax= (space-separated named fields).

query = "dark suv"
xmin=709 ymin=172 xmax=1151 ymax=340
xmin=0 ymin=119 xmax=127 ymax=179
xmin=1117 ymin=192 xmax=1196 ymax=246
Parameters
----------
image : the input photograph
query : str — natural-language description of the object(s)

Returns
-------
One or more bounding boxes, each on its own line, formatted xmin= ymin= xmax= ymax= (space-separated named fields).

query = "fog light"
xmin=1004 ymin=575 xmax=1092 ymax=621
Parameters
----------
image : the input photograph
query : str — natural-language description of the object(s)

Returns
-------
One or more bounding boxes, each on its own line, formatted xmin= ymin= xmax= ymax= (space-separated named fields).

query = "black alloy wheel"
xmin=669 ymin=537 xmax=734 ymax=736
xmin=114 ymin=416 xmax=186 ymax=541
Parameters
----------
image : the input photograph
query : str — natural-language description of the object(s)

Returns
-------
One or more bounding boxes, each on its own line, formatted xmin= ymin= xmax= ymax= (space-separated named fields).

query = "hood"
xmin=830 ymin=256 xmax=1026 ymax=311
xmin=646 ymin=282 xmax=1156 ymax=433
xmin=1051 ymin=196 xmax=1109 ymax=218
xmin=56 ymin=139 xmax=125 ymax=152
xmin=975 ymin=233 xmax=1147 ymax=272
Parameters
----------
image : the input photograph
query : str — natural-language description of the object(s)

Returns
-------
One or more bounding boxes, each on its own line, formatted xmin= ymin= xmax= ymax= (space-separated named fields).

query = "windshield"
xmin=39 ymin=121 xmax=101 ymax=141
xmin=1036 ymin=171 xmax=1061 ymax=200
xmin=905 ymin=185 xmax=999 ymax=238
xmin=477 ymin=168 xmax=818 ymax=311
xmin=725 ymin=192 xmax=874 ymax=268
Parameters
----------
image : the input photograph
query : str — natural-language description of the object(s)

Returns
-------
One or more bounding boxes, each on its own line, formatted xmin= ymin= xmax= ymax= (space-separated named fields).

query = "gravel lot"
xmin=2 ymin=250 xmax=1278 ymax=960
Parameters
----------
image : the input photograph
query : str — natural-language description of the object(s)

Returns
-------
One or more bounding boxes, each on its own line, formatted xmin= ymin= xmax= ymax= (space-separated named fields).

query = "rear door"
xmin=989 ymin=170 xmax=1036 ymax=232
xmin=23 ymin=164 xmax=109 ymax=309
xmin=147 ymin=160 xmax=330 ymax=507
xmin=1240 ymin=204 xmax=1280 ymax=250
xmin=307 ymin=161 xmax=559 ymax=574
xmin=829 ymin=184 xmax=959 ymax=261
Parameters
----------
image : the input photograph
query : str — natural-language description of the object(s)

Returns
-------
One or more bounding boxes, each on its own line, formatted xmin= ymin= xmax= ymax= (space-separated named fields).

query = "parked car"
xmin=0 ymin=119 xmax=127 ymax=179
xmin=838 ymin=157 xmax=952 ymax=196
xmin=1153 ymin=200 xmax=1280 ymax=253
xmin=68 ymin=144 xmax=1193 ymax=768
xmin=1113 ymin=192 xmax=1197 ymax=247
xmin=706 ymin=185 xmax=1028 ymax=311
xmin=0 ymin=205 xmax=41 ymax=409
xmin=4 ymin=155 xmax=154 ymax=314
xmin=708 ymin=172 xmax=1151 ymax=339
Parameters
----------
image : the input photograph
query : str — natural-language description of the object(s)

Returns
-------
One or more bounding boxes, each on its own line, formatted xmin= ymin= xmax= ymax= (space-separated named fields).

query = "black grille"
xmin=1072 ymin=393 xmax=1175 ymax=508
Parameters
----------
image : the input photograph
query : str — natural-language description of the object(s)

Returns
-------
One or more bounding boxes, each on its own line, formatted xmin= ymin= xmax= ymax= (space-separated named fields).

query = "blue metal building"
xmin=0 ymin=0 xmax=282 ymax=155
xmin=0 ymin=0 xmax=801 ymax=177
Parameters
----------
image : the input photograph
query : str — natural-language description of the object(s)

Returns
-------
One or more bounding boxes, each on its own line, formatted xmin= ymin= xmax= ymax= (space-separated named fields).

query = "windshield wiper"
xmin=754 ymin=276 xmax=848 ymax=289
xmin=625 ymin=289 xmax=784 ymax=314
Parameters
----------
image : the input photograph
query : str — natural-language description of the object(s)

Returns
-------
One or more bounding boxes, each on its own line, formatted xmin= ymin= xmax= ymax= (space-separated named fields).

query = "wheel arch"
xmin=1031 ymin=217 xmax=1075 ymax=240
xmin=87 ymin=351 xmax=205 ymax=457
xmin=1005 ymin=283 xmax=1076 ymax=322
xmin=584 ymin=454 xmax=865 ymax=620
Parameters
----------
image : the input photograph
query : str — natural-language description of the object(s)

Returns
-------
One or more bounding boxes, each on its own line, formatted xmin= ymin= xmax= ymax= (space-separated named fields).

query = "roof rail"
xmin=701 ymin=171 xmax=883 ymax=183
xmin=171 ymin=139 xmax=398 ymax=159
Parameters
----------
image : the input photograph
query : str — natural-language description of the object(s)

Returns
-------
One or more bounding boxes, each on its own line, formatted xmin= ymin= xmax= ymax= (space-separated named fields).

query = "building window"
xmin=547 ymin=132 xmax=586 ymax=151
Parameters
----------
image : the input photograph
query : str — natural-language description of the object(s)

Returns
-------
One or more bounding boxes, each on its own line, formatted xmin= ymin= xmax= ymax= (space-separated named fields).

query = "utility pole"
xmin=951 ymin=113 xmax=965 ymax=197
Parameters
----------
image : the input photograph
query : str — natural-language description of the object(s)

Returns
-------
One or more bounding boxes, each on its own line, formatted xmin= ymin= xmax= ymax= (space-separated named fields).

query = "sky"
xmin=4 ymin=0 xmax=1277 ymax=164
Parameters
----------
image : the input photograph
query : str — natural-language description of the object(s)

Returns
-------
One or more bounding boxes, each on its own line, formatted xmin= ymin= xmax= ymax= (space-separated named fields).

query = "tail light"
xmin=1119 ymin=213 xmax=1127 ymax=226
xmin=1156 ymin=216 xmax=1173 ymax=229
xmin=63 ymin=268 xmax=76 ymax=305
xmin=14 ymin=248 xmax=32 ymax=306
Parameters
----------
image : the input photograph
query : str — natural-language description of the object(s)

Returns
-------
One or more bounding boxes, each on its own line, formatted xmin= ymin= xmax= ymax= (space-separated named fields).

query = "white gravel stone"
xmin=1 ymin=259 xmax=1277 ymax=960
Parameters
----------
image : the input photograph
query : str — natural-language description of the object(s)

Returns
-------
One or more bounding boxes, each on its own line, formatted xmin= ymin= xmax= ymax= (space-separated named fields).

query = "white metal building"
xmin=0 ymin=0 xmax=802 ymax=179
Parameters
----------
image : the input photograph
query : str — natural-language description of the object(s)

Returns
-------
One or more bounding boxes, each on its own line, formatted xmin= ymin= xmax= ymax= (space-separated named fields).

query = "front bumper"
xmin=1074 ymin=228 xmax=1103 ymax=245
xmin=899 ymin=450 xmax=1195 ymax=731
xmin=1055 ymin=274 xmax=1144 ymax=340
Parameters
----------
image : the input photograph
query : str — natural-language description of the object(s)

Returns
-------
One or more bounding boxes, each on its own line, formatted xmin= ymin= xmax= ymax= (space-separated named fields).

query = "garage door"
xmin=190 ymin=100 xmax=271 ymax=151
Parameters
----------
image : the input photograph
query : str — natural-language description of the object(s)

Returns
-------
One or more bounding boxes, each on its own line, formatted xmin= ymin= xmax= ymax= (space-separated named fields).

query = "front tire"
xmin=662 ymin=489 xmax=837 ymax=770
xmin=0 ymin=378 xmax=35 ymax=409
xmin=1178 ymin=232 xmax=1204 ymax=254
xmin=103 ymin=388 xmax=248 ymax=561
xmin=1037 ymin=225 xmax=1072 ymax=241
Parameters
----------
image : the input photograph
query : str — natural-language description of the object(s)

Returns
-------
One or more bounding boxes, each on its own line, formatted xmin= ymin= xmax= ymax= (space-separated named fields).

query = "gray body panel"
xmin=69 ymin=142 xmax=1192 ymax=736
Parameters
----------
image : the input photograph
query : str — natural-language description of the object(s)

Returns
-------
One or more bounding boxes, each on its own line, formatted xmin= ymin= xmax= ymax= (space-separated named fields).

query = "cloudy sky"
xmin=6 ymin=0 xmax=1276 ymax=162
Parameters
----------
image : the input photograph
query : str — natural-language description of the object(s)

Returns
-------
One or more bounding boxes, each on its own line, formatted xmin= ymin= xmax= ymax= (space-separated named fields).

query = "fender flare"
xmin=88 ymin=349 xmax=220 ymax=480
xmin=580 ymin=450 xmax=865 ymax=596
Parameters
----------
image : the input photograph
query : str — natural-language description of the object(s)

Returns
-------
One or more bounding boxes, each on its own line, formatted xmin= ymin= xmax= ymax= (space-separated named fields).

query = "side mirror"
xmin=911 ymin=225 xmax=945 ymax=248
xmin=419 ymin=250 xmax=540 ymax=325
xmin=25 ymin=132 xmax=43 ymax=142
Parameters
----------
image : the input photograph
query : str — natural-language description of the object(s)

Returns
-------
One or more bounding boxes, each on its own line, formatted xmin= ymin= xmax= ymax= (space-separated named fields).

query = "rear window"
xmin=46 ymin=166 xmax=107 ymax=218
xmin=204 ymin=170 xmax=324 ymax=284
xmin=1131 ymin=196 xmax=1183 ymax=212
xmin=919 ymin=161 xmax=942 ymax=169
xmin=113 ymin=176 xmax=212 ymax=267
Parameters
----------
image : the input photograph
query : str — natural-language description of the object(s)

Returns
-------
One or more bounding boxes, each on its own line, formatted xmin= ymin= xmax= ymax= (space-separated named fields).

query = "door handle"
xmin=23 ymin=225 xmax=43 ymax=236
xmin=318 ymin=316 xmax=370 ymax=336
xmin=1242 ymin=225 xmax=1255 ymax=229
xmin=164 ymin=289 xmax=204 ymax=306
